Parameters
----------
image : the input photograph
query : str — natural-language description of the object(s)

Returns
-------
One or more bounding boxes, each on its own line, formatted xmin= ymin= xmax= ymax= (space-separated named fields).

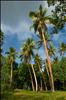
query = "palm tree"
xmin=59 ymin=42 xmax=66 ymax=88
xmin=34 ymin=54 xmax=47 ymax=91
xmin=29 ymin=5 xmax=54 ymax=92
xmin=20 ymin=38 xmax=38 ymax=92
xmin=6 ymin=47 xmax=16 ymax=88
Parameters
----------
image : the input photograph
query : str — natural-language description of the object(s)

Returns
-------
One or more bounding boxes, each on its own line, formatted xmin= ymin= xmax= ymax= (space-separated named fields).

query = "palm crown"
xmin=6 ymin=47 xmax=16 ymax=64
xmin=20 ymin=38 xmax=35 ymax=62
xmin=34 ymin=54 xmax=42 ymax=68
xmin=29 ymin=5 xmax=50 ymax=38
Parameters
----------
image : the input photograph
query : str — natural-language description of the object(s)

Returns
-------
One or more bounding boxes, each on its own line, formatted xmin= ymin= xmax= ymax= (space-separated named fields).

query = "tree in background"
xmin=59 ymin=42 xmax=66 ymax=89
xmin=47 ymin=0 xmax=66 ymax=33
xmin=17 ymin=63 xmax=31 ymax=90
xmin=6 ymin=47 xmax=16 ymax=89
xmin=1 ymin=56 xmax=10 ymax=94
xmin=0 ymin=30 xmax=4 ymax=94
xmin=34 ymin=54 xmax=47 ymax=91
xmin=20 ymin=38 xmax=38 ymax=91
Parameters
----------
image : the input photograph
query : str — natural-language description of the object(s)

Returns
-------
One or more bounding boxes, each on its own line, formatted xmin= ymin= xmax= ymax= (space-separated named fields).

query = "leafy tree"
xmin=17 ymin=63 xmax=31 ymax=90
xmin=52 ymin=57 xmax=66 ymax=90
xmin=1 ymin=56 xmax=10 ymax=93
xmin=47 ymin=0 xmax=66 ymax=33
xmin=0 ymin=30 xmax=4 ymax=94
xmin=47 ymin=0 xmax=66 ymax=8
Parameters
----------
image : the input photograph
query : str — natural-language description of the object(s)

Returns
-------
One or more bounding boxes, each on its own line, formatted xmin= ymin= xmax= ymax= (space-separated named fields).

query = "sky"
xmin=1 ymin=1 xmax=66 ymax=63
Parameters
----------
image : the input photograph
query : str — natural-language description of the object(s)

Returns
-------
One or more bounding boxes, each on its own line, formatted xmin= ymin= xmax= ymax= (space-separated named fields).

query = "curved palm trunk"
xmin=28 ymin=67 xmax=35 ymax=91
xmin=42 ymin=74 xmax=47 ymax=91
xmin=45 ymin=60 xmax=52 ymax=87
xmin=38 ymin=64 xmax=43 ymax=91
xmin=45 ymin=60 xmax=50 ymax=78
xmin=31 ymin=64 xmax=38 ymax=92
xmin=42 ymin=32 xmax=54 ymax=92
xmin=38 ymin=64 xmax=47 ymax=91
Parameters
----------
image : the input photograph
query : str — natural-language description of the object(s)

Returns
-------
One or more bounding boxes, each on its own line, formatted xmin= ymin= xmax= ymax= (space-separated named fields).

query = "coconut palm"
xmin=6 ymin=47 xmax=16 ymax=88
xmin=59 ymin=42 xmax=66 ymax=88
xmin=34 ymin=54 xmax=47 ymax=91
xmin=29 ymin=5 xmax=54 ymax=92
xmin=20 ymin=38 xmax=38 ymax=92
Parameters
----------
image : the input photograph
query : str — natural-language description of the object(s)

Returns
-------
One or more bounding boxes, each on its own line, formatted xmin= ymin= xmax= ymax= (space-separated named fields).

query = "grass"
xmin=1 ymin=89 xmax=66 ymax=100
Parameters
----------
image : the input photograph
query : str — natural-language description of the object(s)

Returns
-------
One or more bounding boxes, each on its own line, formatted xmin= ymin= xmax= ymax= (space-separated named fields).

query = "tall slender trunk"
xmin=10 ymin=62 xmax=13 ymax=88
xmin=38 ymin=64 xmax=47 ymax=91
xmin=44 ymin=81 xmax=47 ymax=91
xmin=28 ymin=67 xmax=35 ymax=91
xmin=42 ymin=73 xmax=47 ymax=91
xmin=38 ymin=64 xmax=43 ymax=91
xmin=42 ymin=32 xmax=54 ymax=92
xmin=45 ymin=60 xmax=50 ymax=79
xmin=31 ymin=64 xmax=38 ymax=92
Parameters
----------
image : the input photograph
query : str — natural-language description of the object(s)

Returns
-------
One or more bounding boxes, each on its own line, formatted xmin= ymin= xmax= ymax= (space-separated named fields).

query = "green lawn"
xmin=1 ymin=89 xmax=66 ymax=100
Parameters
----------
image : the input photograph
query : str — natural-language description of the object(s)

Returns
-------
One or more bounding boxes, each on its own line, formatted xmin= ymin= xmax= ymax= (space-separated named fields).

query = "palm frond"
xmin=29 ymin=12 xmax=37 ymax=18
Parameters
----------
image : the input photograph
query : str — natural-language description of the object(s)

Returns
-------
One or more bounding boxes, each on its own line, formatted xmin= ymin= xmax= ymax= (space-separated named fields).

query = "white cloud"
xmin=1 ymin=23 xmax=14 ymax=34
xmin=1 ymin=21 xmax=34 ymax=41
xmin=1 ymin=21 xmax=29 ymax=33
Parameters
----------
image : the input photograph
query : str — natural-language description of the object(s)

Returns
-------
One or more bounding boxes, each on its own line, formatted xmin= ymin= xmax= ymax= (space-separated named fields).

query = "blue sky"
xmin=1 ymin=1 xmax=66 ymax=62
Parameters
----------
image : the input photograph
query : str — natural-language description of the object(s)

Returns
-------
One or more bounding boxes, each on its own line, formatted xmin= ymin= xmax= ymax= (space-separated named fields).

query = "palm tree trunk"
xmin=38 ymin=64 xmax=47 ymax=91
xmin=44 ymin=81 xmax=47 ymax=91
xmin=45 ymin=60 xmax=50 ymax=79
xmin=38 ymin=64 xmax=43 ymax=91
xmin=42 ymin=73 xmax=47 ymax=91
xmin=31 ymin=64 xmax=38 ymax=92
xmin=28 ymin=67 xmax=35 ymax=91
xmin=42 ymin=32 xmax=54 ymax=92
